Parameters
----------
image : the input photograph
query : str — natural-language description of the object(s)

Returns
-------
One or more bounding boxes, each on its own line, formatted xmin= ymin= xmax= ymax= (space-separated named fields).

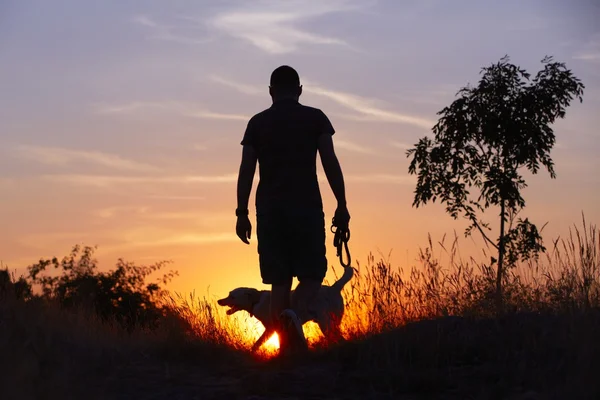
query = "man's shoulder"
xmin=249 ymin=103 xmax=326 ymax=121
xmin=297 ymin=103 xmax=326 ymax=117
xmin=248 ymin=108 xmax=271 ymax=122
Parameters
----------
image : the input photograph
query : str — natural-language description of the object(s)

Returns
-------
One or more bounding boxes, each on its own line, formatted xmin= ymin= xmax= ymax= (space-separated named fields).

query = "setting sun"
xmin=263 ymin=332 xmax=280 ymax=355
xmin=235 ymin=313 xmax=327 ymax=357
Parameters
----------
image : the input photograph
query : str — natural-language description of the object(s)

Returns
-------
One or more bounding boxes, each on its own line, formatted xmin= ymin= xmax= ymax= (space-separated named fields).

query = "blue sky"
xmin=0 ymin=0 xmax=598 ymax=296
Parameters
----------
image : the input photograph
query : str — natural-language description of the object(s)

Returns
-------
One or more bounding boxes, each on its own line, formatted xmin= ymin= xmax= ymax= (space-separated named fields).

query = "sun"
xmin=230 ymin=312 xmax=327 ymax=357
xmin=263 ymin=332 xmax=280 ymax=354
xmin=253 ymin=322 xmax=325 ymax=358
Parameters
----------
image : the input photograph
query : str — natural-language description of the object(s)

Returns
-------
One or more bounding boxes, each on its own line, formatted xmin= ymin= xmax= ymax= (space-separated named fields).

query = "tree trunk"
xmin=496 ymin=199 xmax=506 ymax=313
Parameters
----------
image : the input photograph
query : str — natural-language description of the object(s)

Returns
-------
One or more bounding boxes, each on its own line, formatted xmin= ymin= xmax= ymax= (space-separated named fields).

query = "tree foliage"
xmin=407 ymin=56 xmax=584 ymax=308
xmin=26 ymin=244 xmax=178 ymax=329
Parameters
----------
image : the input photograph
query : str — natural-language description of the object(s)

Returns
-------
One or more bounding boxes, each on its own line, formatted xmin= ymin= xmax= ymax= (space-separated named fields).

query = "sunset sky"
xmin=1 ymin=0 xmax=599 ymax=299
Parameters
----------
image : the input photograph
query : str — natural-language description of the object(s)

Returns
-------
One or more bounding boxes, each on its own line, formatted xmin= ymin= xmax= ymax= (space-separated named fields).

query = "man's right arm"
xmin=318 ymin=134 xmax=348 ymax=216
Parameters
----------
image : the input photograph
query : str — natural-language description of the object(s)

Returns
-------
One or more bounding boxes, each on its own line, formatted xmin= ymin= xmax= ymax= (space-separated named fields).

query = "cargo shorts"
xmin=256 ymin=208 xmax=327 ymax=285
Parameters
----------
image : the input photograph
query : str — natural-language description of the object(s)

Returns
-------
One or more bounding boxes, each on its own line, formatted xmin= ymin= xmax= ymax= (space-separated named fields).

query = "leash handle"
xmin=331 ymin=217 xmax=351 ymax=268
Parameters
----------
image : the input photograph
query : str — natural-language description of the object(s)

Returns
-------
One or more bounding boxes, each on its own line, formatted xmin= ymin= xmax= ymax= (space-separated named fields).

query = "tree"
xmin=407 ymin=56 xmax=584 ymax=310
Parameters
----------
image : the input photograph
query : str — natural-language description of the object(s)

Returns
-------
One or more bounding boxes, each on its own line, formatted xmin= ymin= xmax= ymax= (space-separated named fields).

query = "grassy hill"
xmin=1 ymin=219 xmax=598 ymax=399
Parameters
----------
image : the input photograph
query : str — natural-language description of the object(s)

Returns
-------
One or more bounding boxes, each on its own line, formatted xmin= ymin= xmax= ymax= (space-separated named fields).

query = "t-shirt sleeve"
xmin=240 ymin=116 xmax=257 ymax=147
xmin=318 ymin=110 xmax=335 ymax=136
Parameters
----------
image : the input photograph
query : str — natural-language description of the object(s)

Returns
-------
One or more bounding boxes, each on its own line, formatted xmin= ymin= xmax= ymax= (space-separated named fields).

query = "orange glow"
xmin=244 ymin=320 xmax=326 ymax=358
xmin=263 ymin=332 xmax=280 ymax=354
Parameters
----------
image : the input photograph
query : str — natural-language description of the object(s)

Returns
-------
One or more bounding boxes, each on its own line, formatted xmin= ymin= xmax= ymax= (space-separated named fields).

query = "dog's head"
xmin=217 ymin=287 xmax=261 ymax=315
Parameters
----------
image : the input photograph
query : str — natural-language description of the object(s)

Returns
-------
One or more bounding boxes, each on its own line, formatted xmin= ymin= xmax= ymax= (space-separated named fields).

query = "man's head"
xmin=269 ymin=65 xmax=302 ymax=100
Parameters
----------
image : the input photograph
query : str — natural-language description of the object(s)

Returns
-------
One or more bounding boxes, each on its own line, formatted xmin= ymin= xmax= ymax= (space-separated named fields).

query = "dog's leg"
xmin=252 ymin=327 xmax=275 ymax=352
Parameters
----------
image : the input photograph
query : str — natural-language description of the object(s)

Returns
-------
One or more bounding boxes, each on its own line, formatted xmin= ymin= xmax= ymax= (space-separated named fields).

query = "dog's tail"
xmin=331 ymin=264 xmax=354 ymax=292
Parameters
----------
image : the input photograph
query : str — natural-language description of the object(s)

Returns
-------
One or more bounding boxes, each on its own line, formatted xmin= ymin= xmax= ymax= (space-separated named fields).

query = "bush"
xmin=24 ymin=245 xmax=178 ymax=330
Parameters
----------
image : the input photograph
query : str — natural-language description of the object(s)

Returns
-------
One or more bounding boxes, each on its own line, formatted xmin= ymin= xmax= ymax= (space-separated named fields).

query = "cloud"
xmin=94 ymin=101 xmax=249 ymax=121
xmin=93 ymin=206 xmax=229 ymax=225
xmin=119 ymin=232 xmax=237 ymax=248
xmin=42 ymin=173 xmax=237 ymax=188
xmin=305 ymin=81 xmax=434 ymax=128
xmin=505 ymin=16 xmax=550 ymax=31
xmin=16 ymin=145 xmax=158 ymax=172
xmin=146 ymin=194 xmax=206 ymax=201
xmin=317 ymin=172 xmax=415 ymax=185
xmin=184 ymin=110 xmax=248 ymax=121
xmin=334 ymin=139 xmax=375 ymax=154
xmin=209 ymin=0 xmax=362 ymax=54
xmin=209 ymin=75 xmax=434 ymax=128
xmin=93 ymin=206 xmax=150 ymax=219
xmin=574 ymin=34 xmax=600 ymax=63
xmin=133 ymin=15 xmax=212 ymax=45
xmin=390 ymin=141 xmax=413 ymax=150
xmin=132 ymin=232 xmax=237 ymax=247
xmin=345 ymin=173 xmax=416 ymax=185
xmin=209 ymin=75 xmax=264 ymax=96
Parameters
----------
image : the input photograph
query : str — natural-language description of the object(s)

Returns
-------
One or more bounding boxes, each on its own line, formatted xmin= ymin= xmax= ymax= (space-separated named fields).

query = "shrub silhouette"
xmin=0 ymin=268 xmax=32 ymax=301
xmin=26 ymin=244 xmax=178 ymax=330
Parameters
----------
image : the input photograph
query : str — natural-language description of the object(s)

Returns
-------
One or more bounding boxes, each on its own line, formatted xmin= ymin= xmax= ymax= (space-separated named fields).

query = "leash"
xmin=331 ymin=217 xmax=351 ymax=268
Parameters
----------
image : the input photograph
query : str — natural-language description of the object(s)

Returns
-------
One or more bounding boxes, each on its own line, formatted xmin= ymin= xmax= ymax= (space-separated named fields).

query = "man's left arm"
xmin=236 ymin=145 xmax=257 ymax=244
xmin=237 ymin=145 xmax=257 ymax=212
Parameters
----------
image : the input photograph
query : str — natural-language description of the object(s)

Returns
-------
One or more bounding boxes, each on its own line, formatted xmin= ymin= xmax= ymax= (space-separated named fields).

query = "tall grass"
xmin=1 ymin=216 xmax=598 ymax=398
xmin=159 ymin=215 xmax=599 ymax=350
xmin=332 ymin=215 xmax=599 ymax=340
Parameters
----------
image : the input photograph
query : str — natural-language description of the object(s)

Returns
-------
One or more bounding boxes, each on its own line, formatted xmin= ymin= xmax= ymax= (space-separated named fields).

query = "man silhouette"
xmin=235 ymin=65 xmax=350 ymax=355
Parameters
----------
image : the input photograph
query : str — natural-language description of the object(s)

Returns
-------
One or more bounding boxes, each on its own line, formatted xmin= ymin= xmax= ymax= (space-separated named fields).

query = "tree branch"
xmin=470 ymin=216 xmax=499 ymax=250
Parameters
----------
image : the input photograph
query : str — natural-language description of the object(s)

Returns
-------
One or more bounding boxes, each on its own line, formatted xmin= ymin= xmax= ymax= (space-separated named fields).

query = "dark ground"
xmin=3 ymin=311 xmax=596 ymax=400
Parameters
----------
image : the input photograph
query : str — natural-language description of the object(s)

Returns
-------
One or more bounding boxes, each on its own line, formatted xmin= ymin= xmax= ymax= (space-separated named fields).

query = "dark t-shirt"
xmin=241 ymin=99 xmax=335 ymax=213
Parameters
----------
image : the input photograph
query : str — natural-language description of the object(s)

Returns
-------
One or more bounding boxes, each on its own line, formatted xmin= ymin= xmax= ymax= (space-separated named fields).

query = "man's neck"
xmin=272 ymin=95 xmax=299 ymax=103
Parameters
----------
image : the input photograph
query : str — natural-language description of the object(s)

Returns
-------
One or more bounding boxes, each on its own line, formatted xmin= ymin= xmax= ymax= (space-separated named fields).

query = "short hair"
xmin=270 ymin=65 xmax=300 ymax=90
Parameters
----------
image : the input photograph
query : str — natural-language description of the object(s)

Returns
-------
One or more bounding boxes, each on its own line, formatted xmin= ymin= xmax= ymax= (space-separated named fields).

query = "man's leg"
xmin=272 ymin=277 xmax=307 ymax=355
xmin=292 ymin=209 xmax=327 ymax=324
xmin=270 ymin=277 xmax=293 ymax=328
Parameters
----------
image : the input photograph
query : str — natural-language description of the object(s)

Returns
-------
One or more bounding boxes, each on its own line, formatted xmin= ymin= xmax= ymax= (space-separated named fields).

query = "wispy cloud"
xmin=209 ymin=0 xmax=362 ymax=54
xmin=93 ymin=206 xmax=229 ymax=225
xmin=118 ymin=231 xmax=237 ymax=248
xmin=334 ymin=139 xmax=375 ymax=154
xmin=209 ymin=75 xmax=434 ymax=128
xmin=185 ymin=110 xmax=248 ymax=121
xmin=574 ymin=34 xmax=600 ymax=63
xmin=318 ymin=172 xmax=415 ymax=185
xmin=16 ymin=145 xmax=158 ymax=172
xmin=146 ymin=194 xmax=206 ymax=201
xmin=390 ymin=141 xmax=413 ymax=150
xmin=43 ymin=173 xmax=237 ymax=188
xmin=94 ymin=206 xmax=150 ymax=219
xmin=345 ymin=173 xmax=416 ymax=185
xmin=133 ymin=15 xmax=212 ymax=45
xmin=94 ymin=101 xmax=249 ymax=121
xmin=192 ymin=144 xmax=208 ymax=151
xmin=209 ymin=75 xmax=264 ymax=96
xmin=505 ymin=15 xmax=550 ymax=31
xmin=46 ymin=171 xmax=411 ymax=188
xmin=305 ymin=81 xmax=434 ymax=128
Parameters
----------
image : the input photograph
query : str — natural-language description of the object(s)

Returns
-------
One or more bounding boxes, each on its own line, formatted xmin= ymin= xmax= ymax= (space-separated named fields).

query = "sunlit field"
xmin=1 ymin=216 xmax=599 ymax=399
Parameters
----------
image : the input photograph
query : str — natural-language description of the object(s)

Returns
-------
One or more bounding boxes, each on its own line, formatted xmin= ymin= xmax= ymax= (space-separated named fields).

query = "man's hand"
xmin=333 ymin=204 xmax=350 ymax=229
xmin=236 ymin=215 xmax=252 ymax=244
